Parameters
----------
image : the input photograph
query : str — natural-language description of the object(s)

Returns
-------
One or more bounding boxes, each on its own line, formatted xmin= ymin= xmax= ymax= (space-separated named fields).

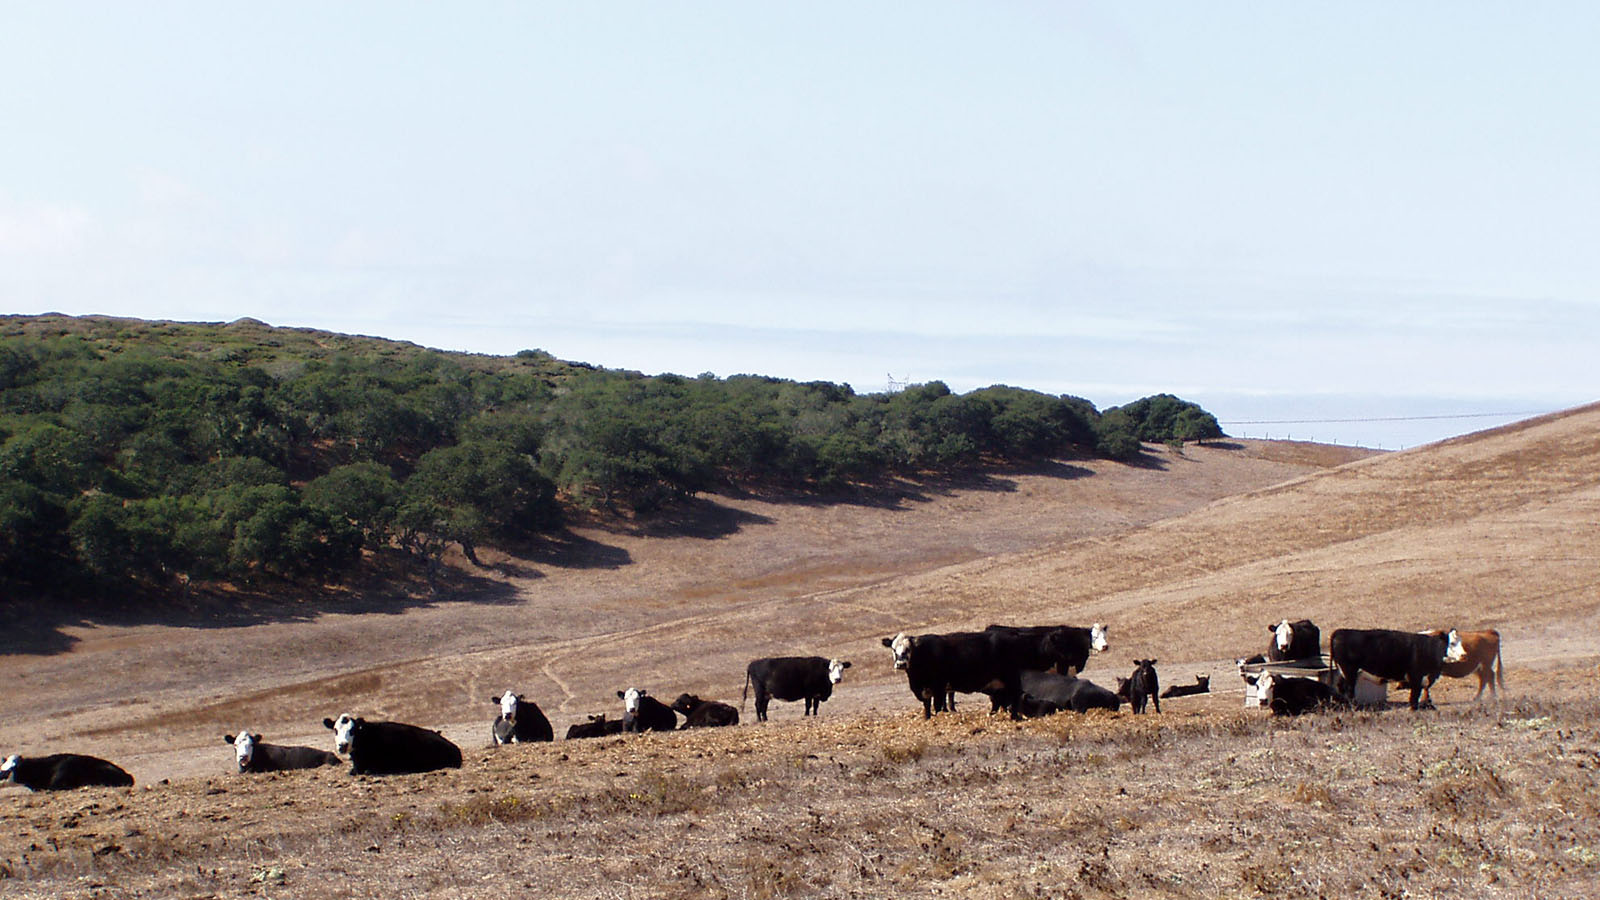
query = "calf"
xmin=490 ymin=690 xmax=554 ymax=744
xmin=565 ymin=714 xmax=624 ymax=740
xmin=1128 ymin=659 xmax=1160 ymax=714
xmin=1161 ymin=674 xmax=1211 ymax=698
xmin=1018 ymin=670 xmax=1122 ymax=715
xmin=670 ymin=694 xmax=740 ymax=728
xmin=2 ymin=753 xmax=134 ymax=790
xmin=1329 ymin=628 xmax=1465 ymax=710
xmin=743 ymin=657 xmax=851 ymax=722
xmin=617 ymin=688 xmax=678 ymax=733
xmin=323 ymin=714 xmax=462 ymax=775
xmin=1423 ymin=628 xmax=1503 ymax=702
xmin=223 ymin=731 xmax=340 ymax=773
xmin=1260 ymin=673 xmax=1347 ymax=717
xmin=1267 ymin=619 xmax=1322 ymax=663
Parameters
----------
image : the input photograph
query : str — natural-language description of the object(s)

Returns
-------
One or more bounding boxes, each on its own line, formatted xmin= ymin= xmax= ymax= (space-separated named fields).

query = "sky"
xmin=2 ymin=3 xmax=1596 ymax=450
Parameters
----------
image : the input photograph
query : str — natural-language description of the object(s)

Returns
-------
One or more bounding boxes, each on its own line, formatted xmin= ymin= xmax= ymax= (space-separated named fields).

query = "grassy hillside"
xmin=1 ymin=313 xmax=1219 ymax=601
xmin=1 ymin=403 xmax=1597 ymax=897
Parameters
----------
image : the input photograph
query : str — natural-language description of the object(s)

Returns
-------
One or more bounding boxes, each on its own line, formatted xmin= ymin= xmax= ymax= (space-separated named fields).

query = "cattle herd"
xmin=0 ymin=620 xmax=1506 ymax=793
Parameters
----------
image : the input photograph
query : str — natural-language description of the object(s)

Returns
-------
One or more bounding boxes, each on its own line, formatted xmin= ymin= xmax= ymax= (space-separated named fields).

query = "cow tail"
xmin=1494 ymin=642 xmax=1505 ymax=690
xmin=741 ymin=670 xmax=751 ymax=713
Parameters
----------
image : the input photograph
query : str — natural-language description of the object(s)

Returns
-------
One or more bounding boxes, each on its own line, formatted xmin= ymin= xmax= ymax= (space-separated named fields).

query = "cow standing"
xmin=1329 ymin=628 xmax=1465 ymax=711
xmin=1128 ymin=659 xmax=1160 ymax=714
xmin=490 ymin=690 xmax=554 ymax=744
xmin=743 ymin=657 xmax=851 ymax=722
xmin=1 ymin=753 xmax=134 ymax=790
xmin=1422 ymin=628 xmax=1504 ymax=702
xmin=617 ymin=688 xmax=678 ymax=733
xmin=884 ymin=624 xmax=1106 ymax=719
xmin=323 ymin=714 xmax=463 ymax=775
xmin=670 ymin=694 xmax=740 ymax=728
xmin=223 ymin=732 xmax=340 ymax=773
xmin=1267 ymin=619 xmax=1322 ymax=663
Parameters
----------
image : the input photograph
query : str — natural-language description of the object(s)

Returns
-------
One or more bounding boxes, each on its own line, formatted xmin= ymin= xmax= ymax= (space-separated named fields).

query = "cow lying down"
xmin=1017 ymin=670 xmax=1121 ymax=716
xmin=565 ymin=714 xmax=625 ymax=740
xmin=2 ymin=753 xmax=134 ymax=790
xmin=224 ymin=731 xmax=341 ymax=773
xmin=323 ymin=714 xmax=462 ymax=776
xmin=1161 ymin=675 xmax=1211 ymax=698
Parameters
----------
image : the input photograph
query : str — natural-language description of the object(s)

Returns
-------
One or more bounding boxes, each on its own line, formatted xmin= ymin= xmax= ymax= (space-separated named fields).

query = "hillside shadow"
xmin=0 ymin=555 xmax=526 ymax=657
xmin=726 ymin=458 xmax=1096 ymax=512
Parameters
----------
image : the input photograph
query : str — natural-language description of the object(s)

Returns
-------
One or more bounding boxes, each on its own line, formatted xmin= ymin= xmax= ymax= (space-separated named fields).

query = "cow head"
xmin=1257 ymin=672 xmax=1277 ymax=704
xmin=323 ymin=714 xmax=360 ymax=756
xmin=883 ymin=633 xmax=913 ymax=669
xmin=1090 ymin=623 xmax=1109 ymax=653
xmin=828 ymin=659 xmax=851 ymax=684
xmin=670 ymin=693 xmax=701 ymax=714
xmin=0 ymin=755 xmax=17 ymax=782
xmin=1273 ymin=619 xmax=1294 ymax=651
xmin=224 ymin=731 xmax=263 ymax=772
xmin=618 ymin=688 xmax=646 ymax=715
xmin=1442 ymin=629 xmax=1466 ymax=664
xmin=497 ymin=690 xmax=520 ymax=724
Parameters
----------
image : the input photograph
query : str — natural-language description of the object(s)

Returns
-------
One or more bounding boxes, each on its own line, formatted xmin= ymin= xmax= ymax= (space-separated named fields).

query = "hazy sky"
xmin=3 ymin=3 xmax=1596 ymax=448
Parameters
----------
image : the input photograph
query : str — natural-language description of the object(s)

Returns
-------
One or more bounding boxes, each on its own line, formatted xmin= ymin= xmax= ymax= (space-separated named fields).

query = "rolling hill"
xmin=1 ymin=405 xmax=1597 ymax=898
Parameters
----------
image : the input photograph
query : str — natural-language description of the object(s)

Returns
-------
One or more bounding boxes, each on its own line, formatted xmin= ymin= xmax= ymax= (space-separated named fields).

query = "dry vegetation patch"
xmin=3 ymin=692 xmax=1599 ymax=899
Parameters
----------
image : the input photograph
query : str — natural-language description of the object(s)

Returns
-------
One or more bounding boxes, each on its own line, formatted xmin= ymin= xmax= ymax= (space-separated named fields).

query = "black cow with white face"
xmin=743 ymin=657 xmax=851 ymax=722
xmin=2 ymin=753 xmax=134 ymax=791
xmin=884 ymin=624 xmax=1107 ymax=719
xmin=565 ymin=714 xmax=625 ymax=740
xmin=987 ymin=623 xmax=1109 ymax=678
xmin=323 ymin=714 xmax=462 ymax=775
xmin=670 ymin=693 xmax=740 ymax=728
xmin=1259 ymin=672 xmax=1348 ymax=717
xmin=490 ymin=690 xmax=554 ymax=744
xmin=223 ymin=731 xmax=340 ymax=773
xmin=617 ymin=688 xmax=678 ymax=733
xmin=1329 ymin=628 xmax=1465 ymax=711
xmin=1267 ymin=619 xmax=1323 ymax=663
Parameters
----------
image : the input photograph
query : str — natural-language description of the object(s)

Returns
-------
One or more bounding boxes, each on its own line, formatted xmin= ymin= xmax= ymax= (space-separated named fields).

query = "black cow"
xmin=1260 ymin=673 xmax=1347 ymax=717
xmin=1330 ymin=628 xmax=1464 ymax=711
xmin=1128 ymin=659 xmax=1160 ymax=714
xmin=323 ymin=714 xmax=462 ymax=775
xmin=1268 ymin=619 xmax=1323 ymax=663
xmin=617 ymin=688 xmax=678 ymax=733
xmin=1017 ymin=670 xmax=1121 ymax=715
xmin=743 ymin=657 xmax=851 ymax=722
xmin=670 ymin=694 xmax=740 ymax=728
xmin=490 ymin=690 xmax=554 ymax=744
xmin=565 ymin=714 xmax=625 ymax=740
xmin=223 ymin=731 xmax=340 ymax=773
xmin=987 ymin=623 xmax=1110 ymax=677
xmin=885 ymin=625 xmax=1105 ymax=719
xmin=2 ymin=753 xmax=134 ymax=790
xmin=1161 ymin=674 xmax=1211 ymax=698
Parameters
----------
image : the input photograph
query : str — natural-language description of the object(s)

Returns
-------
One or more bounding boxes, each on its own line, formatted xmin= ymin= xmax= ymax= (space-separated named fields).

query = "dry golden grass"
xmin=4 ymin=404 xmax=1600 ymax=898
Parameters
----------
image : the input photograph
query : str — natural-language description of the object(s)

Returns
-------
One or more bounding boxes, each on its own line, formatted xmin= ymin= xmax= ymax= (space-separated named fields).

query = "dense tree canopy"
xmin=0 ymin=315 xmax=1224 ymax=598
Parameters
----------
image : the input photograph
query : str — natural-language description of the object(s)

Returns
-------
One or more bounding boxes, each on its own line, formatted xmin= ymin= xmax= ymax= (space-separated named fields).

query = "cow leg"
xmin=1473 ymin=664 xmax=1490 ymax=701
xmin=920 ymin=691 xmax=934 ymax=719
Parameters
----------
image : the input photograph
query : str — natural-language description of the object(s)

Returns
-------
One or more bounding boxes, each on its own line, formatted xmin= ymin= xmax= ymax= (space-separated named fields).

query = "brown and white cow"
xmin=1421 ymin=628 xmax=1503 ymax=702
